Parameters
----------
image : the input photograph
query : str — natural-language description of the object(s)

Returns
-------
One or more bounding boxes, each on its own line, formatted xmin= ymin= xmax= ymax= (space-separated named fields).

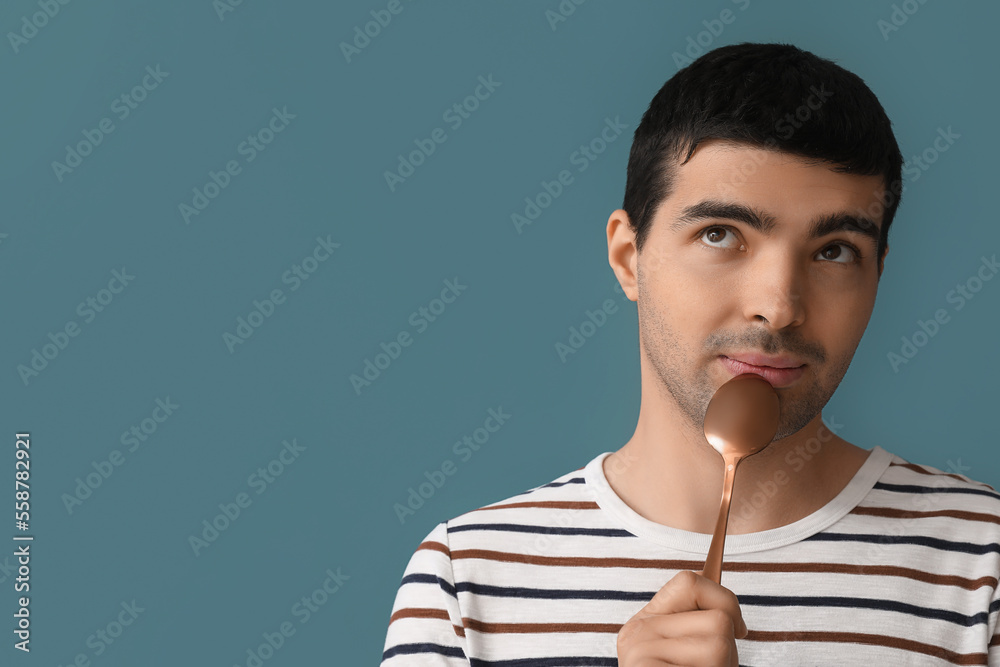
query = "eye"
xmin=699 ymin=225 xmax=744 ymax=251
xmin=698 ymin=225 xmax=864 ymax=265
xmin=818 ymin=243 xmax=862 ymax=264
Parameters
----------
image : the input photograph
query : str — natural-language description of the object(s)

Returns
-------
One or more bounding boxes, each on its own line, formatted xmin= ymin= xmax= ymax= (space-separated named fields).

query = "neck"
xmin=604 ymin=397 xmax=870 ymax=535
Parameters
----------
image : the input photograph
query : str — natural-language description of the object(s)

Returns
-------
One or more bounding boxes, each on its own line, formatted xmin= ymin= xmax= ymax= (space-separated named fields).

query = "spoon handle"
xmin=703 ymin=455 xmax=740 ymax=584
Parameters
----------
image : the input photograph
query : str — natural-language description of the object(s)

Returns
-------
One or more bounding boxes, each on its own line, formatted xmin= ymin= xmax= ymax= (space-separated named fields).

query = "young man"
xmin=381 ymin=42 xmax=1000 ymax=666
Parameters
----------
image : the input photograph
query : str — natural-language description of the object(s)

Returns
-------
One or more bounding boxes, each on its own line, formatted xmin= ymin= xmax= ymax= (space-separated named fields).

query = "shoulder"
xmin=439 ymin=457 xmax=605 ymax=548
xmin=405 ymin=457 xmax=600 ymax=559
xmin=449 ymin=459 xmax=595 ymax=523
xmin=880 ymin=453 xmax=998 ymax=494
xmin=864 ymin=451 xmax=1000 ymax=526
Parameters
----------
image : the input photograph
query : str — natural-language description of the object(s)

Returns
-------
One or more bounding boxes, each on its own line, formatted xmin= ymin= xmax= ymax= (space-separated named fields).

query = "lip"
xmin=719 ymin=355 xmax=805 ymax=388
xmin=724 ymin=352 xmax=806 ymax=368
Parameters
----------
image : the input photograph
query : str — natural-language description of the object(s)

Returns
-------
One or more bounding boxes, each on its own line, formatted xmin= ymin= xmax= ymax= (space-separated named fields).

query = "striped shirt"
xmin=381 ymin=445 xmax=1000 ymax=666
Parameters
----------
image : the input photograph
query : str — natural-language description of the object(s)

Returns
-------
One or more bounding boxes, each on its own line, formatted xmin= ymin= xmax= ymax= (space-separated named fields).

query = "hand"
xmin=616 ymin=569 xmax=748 ymax=667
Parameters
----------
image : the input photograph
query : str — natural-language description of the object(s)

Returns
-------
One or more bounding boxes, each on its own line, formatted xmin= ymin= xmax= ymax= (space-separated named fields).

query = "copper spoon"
xmin=701 ymin=373 xmax=780 ymax=584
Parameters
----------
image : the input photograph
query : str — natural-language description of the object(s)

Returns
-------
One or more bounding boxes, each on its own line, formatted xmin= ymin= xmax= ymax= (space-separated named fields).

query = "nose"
xmin=743 ymin=257 xmax=806 ymax=330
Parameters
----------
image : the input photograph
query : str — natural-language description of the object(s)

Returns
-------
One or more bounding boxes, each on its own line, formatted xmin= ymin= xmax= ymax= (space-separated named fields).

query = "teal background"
xmin=2 ymin=0 xmax=997 ymax=664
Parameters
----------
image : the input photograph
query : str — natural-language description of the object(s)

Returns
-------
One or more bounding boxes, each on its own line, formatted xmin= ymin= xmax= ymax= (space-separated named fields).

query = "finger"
xmin=636 ymin=570 xmax=747 ymax=636
xmin=629 ymin=635 xmax=739 ymax=667
xmin=695 ymin=570 xmax=748 ymax=638
xmin=641 ymin=609 xmax=741 ymax=642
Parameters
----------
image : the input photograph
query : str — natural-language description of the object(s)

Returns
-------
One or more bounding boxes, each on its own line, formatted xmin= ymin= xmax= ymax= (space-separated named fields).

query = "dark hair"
xmin=622 ymin=42 xmax=903 ymax=274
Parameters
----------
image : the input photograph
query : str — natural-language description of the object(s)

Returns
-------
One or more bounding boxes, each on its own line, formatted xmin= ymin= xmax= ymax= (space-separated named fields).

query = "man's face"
xmin=632 ymin=139 xmax=888 ymax=441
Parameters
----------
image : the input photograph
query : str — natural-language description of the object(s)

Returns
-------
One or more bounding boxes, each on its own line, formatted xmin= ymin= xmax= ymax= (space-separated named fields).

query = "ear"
xmin=878 ymin=243 xmax=889 ymax=278
xmin=607 ymin=209 xmax=639 ymax=302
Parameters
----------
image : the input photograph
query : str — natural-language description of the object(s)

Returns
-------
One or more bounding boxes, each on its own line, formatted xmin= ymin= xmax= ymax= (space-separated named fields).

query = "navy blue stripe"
xmin=456 ymin=581 xmax=651 ymax=602
xmin=469 ymin=658 xmax=616 ymax=666
xmin=537 ymin=477 xmax=586 ymax=489
xmin=448 ymin=522 xmax=634 ymax=538
xmin=739 ymin=594 xmax=989 ymax=628
xmin=450 ymin=584 xmax=1000 ymax=626
xmin=401 ymin=572 xmax=457 ymax=598
xmin=383 ymin=642 xmax=466 ymax=660
xmin=497 ymin=478 xmax=586 ymax=503
xmin=874 ymin=481 xmax=1000 ymax=500
xmin=805 ymin=531 xmax=1000 ymax=555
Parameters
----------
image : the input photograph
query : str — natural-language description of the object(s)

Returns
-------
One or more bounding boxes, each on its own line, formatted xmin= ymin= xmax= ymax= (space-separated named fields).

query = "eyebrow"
xmin=670 ymin=199 xmax=881 ymax=249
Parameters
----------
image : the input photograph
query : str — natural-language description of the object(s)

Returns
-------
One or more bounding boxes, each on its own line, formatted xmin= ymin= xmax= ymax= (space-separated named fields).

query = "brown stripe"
xmin=463 ymin=617 xmax=622 ymax=634
xmin=401 ymin=612 xmax=1000 ymax=653
xmin=851 ymin=505 xmax=1000 ymax=526
xmin=450 ymin=550 xmax=994 ymax=590
xmin=416 ymin=540 xmax=450 ymax=557
xmin=452 ymin=549 xmax=702 ymax=570
xmin=891 ymin=461 xmax=970 ymax=482
xmin=455 ymin=621 xmax=988 ymax=664
xmin=746 ymin=630 xmax=987 ymax=665
xmin=890 ymin=462 xmax=997 ymax=490
xmin=389 ymin=607 xmax=449 ymax=624
xmin=722 ymin=561 xmax=996 ymax=591
xmin=387 ymin=607 xmax=466 ymax=637
xmin=477 ymin=501 xmax=601 ymax=511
